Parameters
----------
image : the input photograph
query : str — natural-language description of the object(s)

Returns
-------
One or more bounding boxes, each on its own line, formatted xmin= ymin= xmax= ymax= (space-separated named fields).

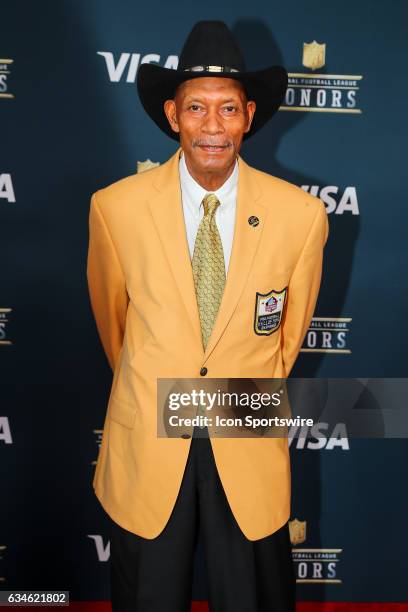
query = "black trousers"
xmin=109 ymin=427 xmax=296 ymax=612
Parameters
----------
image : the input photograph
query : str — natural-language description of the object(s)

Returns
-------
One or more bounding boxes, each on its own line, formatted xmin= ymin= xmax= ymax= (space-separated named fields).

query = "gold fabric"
xmin=87 ymin=146 xmax=328 ymax=540
xmin=192 ymin=193 xmax=226 ymax=426
xmin=192 ymin=193 xmax=226 ymax=350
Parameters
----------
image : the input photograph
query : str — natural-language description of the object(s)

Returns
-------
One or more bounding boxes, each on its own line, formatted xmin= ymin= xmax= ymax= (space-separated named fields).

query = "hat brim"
xmin=136 ymin=63 xmax=288 ymax=141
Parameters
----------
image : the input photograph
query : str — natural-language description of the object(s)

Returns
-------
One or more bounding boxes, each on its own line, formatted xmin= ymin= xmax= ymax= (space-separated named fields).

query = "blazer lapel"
xmin=148 ymin=148 xmax=268 ymax=363
xmin=203 ymin=155 xmax=268 ymax=361
xmin=148 ymin=148 xmax=204 ymax=350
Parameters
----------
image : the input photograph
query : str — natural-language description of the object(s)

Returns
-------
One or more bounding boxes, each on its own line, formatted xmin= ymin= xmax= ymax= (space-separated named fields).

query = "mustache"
xmin=192 ymin=140 xmax=233 ymax=148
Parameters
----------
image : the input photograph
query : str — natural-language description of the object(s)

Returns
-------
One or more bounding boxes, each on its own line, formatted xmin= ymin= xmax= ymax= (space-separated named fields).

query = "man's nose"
xmin=201 ymin=108 xmax=224 ymax=134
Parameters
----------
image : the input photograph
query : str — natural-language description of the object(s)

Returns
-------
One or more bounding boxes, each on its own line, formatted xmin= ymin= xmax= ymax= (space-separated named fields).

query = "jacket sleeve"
xmin=281 ymin=201 xmax=329 ymax=377
xmin=86 ymin=191 xmax=129 ymax=372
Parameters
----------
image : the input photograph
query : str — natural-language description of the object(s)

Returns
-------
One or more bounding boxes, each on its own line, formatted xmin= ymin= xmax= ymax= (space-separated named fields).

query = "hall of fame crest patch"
xmin=254 ymin=287 xmax=287 ymax=335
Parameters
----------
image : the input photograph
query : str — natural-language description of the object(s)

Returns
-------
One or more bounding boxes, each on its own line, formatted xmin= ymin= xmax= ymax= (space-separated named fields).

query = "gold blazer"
xmin=87 ymin=147 xmax=329 ymax=540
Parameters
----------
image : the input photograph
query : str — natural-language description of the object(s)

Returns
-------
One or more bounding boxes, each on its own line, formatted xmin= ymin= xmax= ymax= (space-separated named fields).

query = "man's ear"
xmin=244 ymin=100 xmax=256 ymax=133
xmin=163 ymin=100 xmax=180 ymax=134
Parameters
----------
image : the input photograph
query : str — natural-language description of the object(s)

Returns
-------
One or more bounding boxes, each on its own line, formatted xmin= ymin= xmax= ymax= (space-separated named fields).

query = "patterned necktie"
xmin=192 ymin=193 xmax=226 ymax=351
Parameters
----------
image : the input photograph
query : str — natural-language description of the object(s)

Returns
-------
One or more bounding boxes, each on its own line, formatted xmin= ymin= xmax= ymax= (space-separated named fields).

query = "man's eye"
xmin=189 ymin=104 xmax=202 ymax=111
xmin=223 ymin=106 xmax=237 ymax=112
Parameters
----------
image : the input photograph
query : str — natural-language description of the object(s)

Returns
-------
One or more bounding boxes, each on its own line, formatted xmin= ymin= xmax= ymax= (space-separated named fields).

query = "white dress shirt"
xmin=178 ymin=151 xmax=238 ymax=275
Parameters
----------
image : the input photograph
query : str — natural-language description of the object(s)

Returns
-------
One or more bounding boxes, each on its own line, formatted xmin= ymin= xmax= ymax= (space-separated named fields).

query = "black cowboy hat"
xmin=137 ymin=20 xmax=288 ymax=141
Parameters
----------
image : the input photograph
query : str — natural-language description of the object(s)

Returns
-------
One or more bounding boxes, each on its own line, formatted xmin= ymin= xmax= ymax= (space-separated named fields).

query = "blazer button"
xmin=200 ymin=367 xmax=208 ymax=376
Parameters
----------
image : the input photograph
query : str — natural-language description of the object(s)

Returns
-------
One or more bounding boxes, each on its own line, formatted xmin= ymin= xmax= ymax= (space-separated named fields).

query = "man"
xmin=87 ymin=21 xmax=329 ymax=612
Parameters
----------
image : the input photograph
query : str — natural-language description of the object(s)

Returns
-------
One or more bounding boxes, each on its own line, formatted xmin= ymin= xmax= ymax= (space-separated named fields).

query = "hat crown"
xmin=178 ymin=21 xmax=246 ymax=72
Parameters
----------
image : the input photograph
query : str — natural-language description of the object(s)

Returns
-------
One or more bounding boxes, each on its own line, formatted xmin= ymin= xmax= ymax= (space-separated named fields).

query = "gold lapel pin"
xmin=248 ymin=216 xmax=259 ymax=227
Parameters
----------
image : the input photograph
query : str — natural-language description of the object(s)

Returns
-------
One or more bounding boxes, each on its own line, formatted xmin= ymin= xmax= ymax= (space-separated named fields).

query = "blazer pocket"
xmin=251 ymin=273 xmax=289 ymax=292
xmin=251 ymin=274 xmax=288 ymax=336
xmin=108 ymin=394 xmax=137 ymax=429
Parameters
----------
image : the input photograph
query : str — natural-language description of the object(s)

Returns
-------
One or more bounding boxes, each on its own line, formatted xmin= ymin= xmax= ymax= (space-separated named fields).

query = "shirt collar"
xmin=179 ymin=149 xmax=238 ymax=215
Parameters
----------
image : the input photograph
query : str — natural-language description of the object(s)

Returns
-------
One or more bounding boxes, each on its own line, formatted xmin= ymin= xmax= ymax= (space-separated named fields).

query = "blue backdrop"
xmin=1 ymin=0 xmax=407 ymax=604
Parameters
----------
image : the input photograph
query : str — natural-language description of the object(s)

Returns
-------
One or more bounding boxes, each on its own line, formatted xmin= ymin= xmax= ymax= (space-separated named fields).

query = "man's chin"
xmin=192 ymin=150 xmax=235 ymax=173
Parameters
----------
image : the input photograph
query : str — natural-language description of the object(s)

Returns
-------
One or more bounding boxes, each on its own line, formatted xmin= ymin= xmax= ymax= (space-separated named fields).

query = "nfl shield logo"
xmin=302 ymin=41 xmax=326 ymax=71
xmin=254 ymin=287 xmax=287 ymax=335
xmin=289 ymin=518 xmax=307 ymax=545
xmin=137 ymin=158 xmax=160 ymax=174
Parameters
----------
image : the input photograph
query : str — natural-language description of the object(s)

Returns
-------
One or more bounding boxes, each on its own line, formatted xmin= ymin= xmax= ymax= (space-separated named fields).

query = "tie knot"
xmin=202 ymin=193 xmax=220 ymax=216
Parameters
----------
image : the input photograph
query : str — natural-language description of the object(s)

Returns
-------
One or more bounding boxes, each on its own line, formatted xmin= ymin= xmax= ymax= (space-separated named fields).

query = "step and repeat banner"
xmin=1 ymin=0 xmax=407 ymax=605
